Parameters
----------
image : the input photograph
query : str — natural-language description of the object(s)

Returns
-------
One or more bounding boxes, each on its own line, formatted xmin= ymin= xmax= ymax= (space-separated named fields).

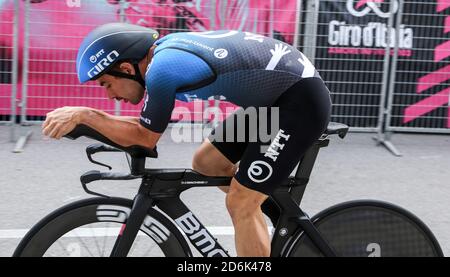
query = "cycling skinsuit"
xmin=140 ymin=30 xmax=332 ymax=195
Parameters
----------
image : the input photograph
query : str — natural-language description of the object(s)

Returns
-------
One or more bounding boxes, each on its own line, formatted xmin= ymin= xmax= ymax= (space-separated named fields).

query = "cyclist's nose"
xmin=106 ymin=90 xmax=115 ymax=100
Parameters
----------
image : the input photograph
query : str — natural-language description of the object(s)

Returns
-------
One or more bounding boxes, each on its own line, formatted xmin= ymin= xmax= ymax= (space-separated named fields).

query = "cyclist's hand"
xmin=42 ymin=107 xmax=84 ymax=139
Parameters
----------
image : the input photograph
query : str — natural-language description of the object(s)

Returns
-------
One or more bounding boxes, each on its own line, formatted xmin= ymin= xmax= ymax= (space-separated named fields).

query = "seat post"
xmin=291 ymin=138 xmax=330 ymax=205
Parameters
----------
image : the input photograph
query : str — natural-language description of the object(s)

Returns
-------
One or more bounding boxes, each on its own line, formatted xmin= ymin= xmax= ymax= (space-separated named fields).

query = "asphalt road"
xmin=0 ymin=125 xmax=449 ymax=257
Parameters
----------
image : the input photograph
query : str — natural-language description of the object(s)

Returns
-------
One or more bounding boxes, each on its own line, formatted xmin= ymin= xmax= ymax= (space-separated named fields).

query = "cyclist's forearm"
xmin=76 ymin=108 xmax=157 ymax=149
xmin=77 ymin=108 xmax=136 ymax=123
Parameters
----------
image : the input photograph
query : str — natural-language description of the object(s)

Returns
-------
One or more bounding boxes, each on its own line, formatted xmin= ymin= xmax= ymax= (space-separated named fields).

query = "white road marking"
xmin=0 ymin=226 xmax=275 ymax=239
xmin=0 ymin=227 xmax=236 ymax=239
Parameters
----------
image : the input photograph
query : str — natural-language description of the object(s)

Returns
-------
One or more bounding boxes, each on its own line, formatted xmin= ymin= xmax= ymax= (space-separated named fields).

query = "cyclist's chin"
xmin=129 ymin=97 xmax=141 ymax=105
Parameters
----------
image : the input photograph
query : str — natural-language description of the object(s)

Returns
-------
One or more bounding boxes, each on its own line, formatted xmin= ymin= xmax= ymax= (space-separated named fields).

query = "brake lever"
xmin=86 ymin=144 xmax=122 ymax=170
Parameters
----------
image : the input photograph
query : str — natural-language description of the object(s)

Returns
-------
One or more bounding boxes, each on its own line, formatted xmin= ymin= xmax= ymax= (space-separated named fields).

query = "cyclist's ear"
xmin=116 ymin=61 xmax=135 ymax=75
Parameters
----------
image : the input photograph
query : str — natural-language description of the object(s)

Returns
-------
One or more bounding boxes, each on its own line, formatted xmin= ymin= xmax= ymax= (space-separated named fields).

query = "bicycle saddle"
xmin=325 ymin=122 xmax=349 ymax=139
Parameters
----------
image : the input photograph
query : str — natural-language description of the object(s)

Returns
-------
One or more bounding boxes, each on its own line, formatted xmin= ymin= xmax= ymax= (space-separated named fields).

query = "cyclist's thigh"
xmin=194 ymin=138 xmax=237 ymax=177
xmin=207 ymin=108 xmax=252 ymax=165
xmin=235 ymin=77 xmax=332 ymax=195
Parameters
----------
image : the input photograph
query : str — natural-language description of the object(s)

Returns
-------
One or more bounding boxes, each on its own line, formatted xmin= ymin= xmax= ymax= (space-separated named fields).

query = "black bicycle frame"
xmin=110 ymin=170 xmax=232 ymax=257
xmin=68 ymin=123 xmax=349 ymax=257
xmin=108 ymin=139 xmax=337 ymax=257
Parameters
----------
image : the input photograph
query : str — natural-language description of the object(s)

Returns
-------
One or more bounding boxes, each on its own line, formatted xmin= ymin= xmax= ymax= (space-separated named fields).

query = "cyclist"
xmin=42 ymin=23 xmax=332 ymax=257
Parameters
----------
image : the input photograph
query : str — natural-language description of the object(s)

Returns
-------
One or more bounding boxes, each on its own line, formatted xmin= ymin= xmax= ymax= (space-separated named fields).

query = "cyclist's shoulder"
xmin=154 ymin=32 xmax=179 ymax=46
xmin=147 ymin=48 xmax=211 ymax=77
xmin=144 ymin=48 xmax=214 ymax=91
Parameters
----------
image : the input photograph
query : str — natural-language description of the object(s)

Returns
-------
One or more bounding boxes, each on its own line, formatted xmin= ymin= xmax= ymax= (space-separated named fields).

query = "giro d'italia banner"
xmin=316 ymin=0 xmax=449 ymax=129
xmin=391 ymin=0 xmax=450 ymax=129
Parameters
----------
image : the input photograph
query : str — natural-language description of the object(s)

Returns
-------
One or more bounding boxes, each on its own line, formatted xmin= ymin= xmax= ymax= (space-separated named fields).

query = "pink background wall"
xmin=0 ymin=0 xmax=297 ymax=121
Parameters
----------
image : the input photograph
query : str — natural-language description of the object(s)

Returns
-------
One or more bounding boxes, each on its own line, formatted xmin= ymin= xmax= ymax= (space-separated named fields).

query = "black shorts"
xmin=208 ymin=77 xmax=332 ymax=195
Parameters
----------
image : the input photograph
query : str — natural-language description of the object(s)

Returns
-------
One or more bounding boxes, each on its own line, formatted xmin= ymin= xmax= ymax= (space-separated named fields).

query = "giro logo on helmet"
xmin=87 ymin=50 xmax=120 ymax=79
xmin=90 ymin=49 xmax=106 ymax=64
xmin=346 ymin=0 xmax=399 ymax=18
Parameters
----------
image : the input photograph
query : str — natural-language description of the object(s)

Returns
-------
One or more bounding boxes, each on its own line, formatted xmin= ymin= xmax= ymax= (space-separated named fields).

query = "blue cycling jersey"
xmin=140 ymin=30 xmax=320 ymax=133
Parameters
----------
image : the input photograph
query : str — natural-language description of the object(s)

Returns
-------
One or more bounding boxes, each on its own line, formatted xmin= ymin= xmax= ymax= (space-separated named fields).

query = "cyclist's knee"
xmin=226 ymin=180 xmax=267 ymax=221
xmin=191 ymin=151 xmax=208 ymax=174
xmin=226 ymin=193 xmax=260 ymax=221
xmin=192 ymin=150 xmax=217 ymax=175
xmin=192 ymin=145 xmax=235 ymax=176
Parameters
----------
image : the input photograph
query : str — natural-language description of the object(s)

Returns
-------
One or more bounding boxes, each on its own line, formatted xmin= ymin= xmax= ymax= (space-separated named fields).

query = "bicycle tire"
xmin=284 ymin=200 xmax=443 ymax=257
xmin=13 ymin=197 xmax=192 ymax=257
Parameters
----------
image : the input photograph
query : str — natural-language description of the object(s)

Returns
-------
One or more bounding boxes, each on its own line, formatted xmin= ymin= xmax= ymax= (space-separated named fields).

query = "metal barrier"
xmin=18 ymin=0 xmax=299 ymax=127
xmin=308 ymin=0 xmax=395 ymax=133
xmin=0 ymin=0 xmax=18 ymax=142
xmin=20 ymin=0 xmax=121 ymax=125
xmin=4 ymin=0 xmax=448 ymax=151
xmin=386 ymin=0 xmax=450 ymax=134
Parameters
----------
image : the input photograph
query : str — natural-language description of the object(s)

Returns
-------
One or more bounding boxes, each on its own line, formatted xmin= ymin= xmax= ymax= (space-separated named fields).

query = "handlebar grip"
xmin=65 ymin=124 xmax=158 ymax=159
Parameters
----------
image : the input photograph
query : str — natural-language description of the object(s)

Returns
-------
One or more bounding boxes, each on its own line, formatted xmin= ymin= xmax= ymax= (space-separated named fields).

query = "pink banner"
xmin=0 ymin=0 xmax=297 ymax=120
xmin=404 ymin=2 xmax=450 ymax=127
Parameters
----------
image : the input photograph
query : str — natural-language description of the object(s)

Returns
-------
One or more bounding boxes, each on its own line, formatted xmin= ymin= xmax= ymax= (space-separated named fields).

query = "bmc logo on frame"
xmin=175 ymin=212 xmax=228 ymax=257
xmin=347 ymin=0 xmax=399 ymax=18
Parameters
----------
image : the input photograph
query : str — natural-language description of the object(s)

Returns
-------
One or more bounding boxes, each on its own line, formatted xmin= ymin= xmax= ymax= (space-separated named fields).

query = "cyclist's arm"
xmin=45 ymin=49 xmax=213 ymax=149
xmin=139 ymin=48 xmax=215 ymax=133
xmin=76 ymin=109 xmax=161 ymax=150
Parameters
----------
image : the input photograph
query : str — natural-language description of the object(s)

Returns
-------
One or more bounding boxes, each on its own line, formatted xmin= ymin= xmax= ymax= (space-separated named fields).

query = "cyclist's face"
xmin=97 ymin=64 xmax=145 ymax=105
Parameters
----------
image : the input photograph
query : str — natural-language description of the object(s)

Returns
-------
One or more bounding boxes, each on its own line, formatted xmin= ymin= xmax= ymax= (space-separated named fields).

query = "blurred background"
xmin=0 ymin=0 xmax=449 ymax=143
xmin=0 ymin=0 xmax=449 ymax=257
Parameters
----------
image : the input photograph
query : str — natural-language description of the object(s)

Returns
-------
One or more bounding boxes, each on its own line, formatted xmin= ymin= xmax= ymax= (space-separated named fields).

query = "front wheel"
xmin=285 ymin=200 xmax=443 ymax=257
xmin=13 ymin=197 xmax=191 ymax=257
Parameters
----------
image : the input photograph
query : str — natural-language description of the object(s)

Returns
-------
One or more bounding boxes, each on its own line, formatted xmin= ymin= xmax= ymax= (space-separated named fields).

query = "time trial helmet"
xmin=76 ymin=22 xmax=159 ymax=88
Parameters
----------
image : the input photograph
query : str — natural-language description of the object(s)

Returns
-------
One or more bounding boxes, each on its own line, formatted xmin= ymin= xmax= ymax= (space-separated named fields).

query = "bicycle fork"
xmin=110 ymin=193 xmax=154 ymax=257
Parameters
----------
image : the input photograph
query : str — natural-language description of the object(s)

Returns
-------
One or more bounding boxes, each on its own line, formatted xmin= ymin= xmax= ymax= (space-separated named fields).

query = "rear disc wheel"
xmin=286 ymin=200 xmax=443 ymax=257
